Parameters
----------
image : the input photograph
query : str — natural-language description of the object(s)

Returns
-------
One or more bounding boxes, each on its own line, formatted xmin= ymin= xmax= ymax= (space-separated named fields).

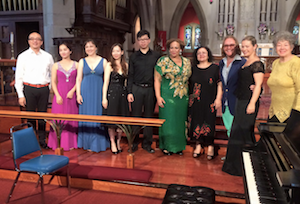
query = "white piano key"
xmin=243 ymin=152 xmax=260 ymax=204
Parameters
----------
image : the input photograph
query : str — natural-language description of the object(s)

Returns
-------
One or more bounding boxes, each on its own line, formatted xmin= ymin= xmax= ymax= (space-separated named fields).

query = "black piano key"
xmin=246 ymin=151 xmax=289 ymax=203
xmin=259 ymin=197 xmax=282 ymax=204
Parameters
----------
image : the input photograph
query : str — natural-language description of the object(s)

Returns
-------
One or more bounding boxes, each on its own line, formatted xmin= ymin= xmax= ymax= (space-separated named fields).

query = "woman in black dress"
xmin=189 ymin=46 xmax=222 ymax=160
xmin=222 ymin=36 xmax=264 ymax=176
xmin=102 ymin=43 xmax=129 ymax=154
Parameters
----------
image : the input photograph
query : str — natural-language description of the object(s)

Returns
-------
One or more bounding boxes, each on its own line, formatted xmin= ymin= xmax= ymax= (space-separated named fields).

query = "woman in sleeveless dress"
xmin=76 ymin=39 xmax=110 ymax=152
xmin=102 ymin=43 xmax=129 ymax=154
xmin=48 ymin=42 xmax=78 ymax=151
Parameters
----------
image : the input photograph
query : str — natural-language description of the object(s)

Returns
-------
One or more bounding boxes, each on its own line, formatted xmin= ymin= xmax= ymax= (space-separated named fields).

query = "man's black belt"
xmin=134 ymin=83 xmax=152 ymax=88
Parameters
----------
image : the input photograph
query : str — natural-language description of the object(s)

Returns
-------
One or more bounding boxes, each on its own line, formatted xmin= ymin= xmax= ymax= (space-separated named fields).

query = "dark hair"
xmin=28 ymin=32 xmax=42 ymax=41
xmin=137 ymin=30 xmax=150 ymax=39
xmin=242 ymin=35 xmax=257 ymax=46
xmin=166 ymin=38 xmax=185 ymax=50
xmin=192 ymin=46 xmax=214 ymax=66
xmin=84 ymin=39 xmax=97 ymax=47
xmin=59 ymin=42 xmax=72 ymax=52
xmin=110 ymin=43 xmax=127 ymax=77
xmin=221 ymin=35 xmax=241 ymax=57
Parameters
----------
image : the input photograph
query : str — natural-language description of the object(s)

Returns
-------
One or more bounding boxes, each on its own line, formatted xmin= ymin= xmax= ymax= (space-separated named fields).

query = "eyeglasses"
xmin=28 ymin=38 xmax=42 ymax=41
xmin=223 ymin=44 xmax=235 ymax=48
xmin=138 ymin=38 xmax=150 ymax=42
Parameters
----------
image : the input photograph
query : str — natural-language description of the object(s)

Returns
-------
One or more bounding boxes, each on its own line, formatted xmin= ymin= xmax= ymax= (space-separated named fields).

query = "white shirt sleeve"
xmin=14 ymin=53 xmax=25 ymax=98
xmin=48 ymin=55 xmax=54 ymax=90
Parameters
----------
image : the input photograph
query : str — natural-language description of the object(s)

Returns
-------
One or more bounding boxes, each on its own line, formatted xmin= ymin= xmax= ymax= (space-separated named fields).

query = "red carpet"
xmin=0 ymin=178 xmax=162 ymax=204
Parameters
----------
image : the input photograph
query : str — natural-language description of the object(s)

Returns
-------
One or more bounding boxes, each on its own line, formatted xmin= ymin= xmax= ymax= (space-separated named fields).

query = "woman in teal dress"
xmin=154 ymin=38 xmax=192 ymax=155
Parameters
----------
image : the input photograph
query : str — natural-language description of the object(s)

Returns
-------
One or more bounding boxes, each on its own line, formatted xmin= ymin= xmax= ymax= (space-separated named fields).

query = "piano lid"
xmin=283 ymin=109 xmax=300 ymax=158
xmin=258 ymin=122 xmax=286 ymax=133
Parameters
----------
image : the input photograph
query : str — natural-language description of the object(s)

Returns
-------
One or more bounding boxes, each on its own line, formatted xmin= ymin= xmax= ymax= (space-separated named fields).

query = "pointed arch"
xmin=169 ymin=0 xmax=208 ymax=46
xmin=286 ymin=0 xmax=300 ymax=32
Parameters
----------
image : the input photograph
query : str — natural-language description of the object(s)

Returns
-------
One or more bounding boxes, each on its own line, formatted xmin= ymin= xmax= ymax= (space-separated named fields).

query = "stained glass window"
xmin=184 ymin=25 xmax=192 ymax=49
xmin=293 ymin=23 xmax=299 ymax=44
xmin=194 ymin=26 xmax=201 ymax=49
xmin=184 ymin=23 xmax=201 ymax=51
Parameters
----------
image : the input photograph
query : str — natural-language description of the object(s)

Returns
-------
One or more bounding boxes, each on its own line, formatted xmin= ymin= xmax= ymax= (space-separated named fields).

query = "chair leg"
xmin=48 ymin=174 xmax=55 ymax=184
xmin=66 ymin=164 xmax=71 ymax=195
xmin=6 ymin=172 xmax=21 ymax=203
xmin=40 ymin=176 xmax=45 ymax=204
xmin=35 ymin=177 xmax=41 ymax=188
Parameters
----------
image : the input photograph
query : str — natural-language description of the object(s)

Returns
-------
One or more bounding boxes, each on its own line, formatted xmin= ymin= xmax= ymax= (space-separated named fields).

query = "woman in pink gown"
xmin=48 ymin=42 xmax=78 ymax=150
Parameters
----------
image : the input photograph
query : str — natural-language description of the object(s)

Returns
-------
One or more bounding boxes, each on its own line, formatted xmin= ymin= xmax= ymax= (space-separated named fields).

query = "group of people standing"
xmin=14 ymin=30 xmax=300 ymax=173
xmin=14 ymin=30 xmax=162 ymax=154
xmin=221 ymin=31 xmax=300 ymax=177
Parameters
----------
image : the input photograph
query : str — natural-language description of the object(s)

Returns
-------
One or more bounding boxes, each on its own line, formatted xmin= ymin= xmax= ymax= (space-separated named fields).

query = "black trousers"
xmin=24 ymin=85 xmax=49 ymax=145
xmin=131 ymin=84 xmax=156 ymax=149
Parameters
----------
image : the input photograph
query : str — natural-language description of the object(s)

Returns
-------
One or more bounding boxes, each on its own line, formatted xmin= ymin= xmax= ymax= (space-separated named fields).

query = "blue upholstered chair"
xmin=6 ymin=123 xmax=70 ymax=203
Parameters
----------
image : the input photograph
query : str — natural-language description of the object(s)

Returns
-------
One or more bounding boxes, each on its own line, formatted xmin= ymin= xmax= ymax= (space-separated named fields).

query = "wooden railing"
xmin=0 ymin=110 xmax=165 ymax=127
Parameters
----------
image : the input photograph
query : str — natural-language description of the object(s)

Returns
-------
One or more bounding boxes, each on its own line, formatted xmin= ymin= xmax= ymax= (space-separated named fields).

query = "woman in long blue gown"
xmin=76 ymin=39 xmax=109 ymax=152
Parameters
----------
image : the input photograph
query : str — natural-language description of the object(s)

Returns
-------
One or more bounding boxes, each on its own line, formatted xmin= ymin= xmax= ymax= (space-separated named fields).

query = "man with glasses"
xmin=127 ymin=30 xmax=160 ymax=153
xmin=219 ymin=36 xmax=246 ymax=148
xmin=15 ymin=32 xmax=54 ymax=149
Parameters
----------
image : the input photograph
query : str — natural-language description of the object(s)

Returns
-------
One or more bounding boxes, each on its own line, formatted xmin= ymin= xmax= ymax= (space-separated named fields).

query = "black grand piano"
xmin=242 ymin=110 xmax=300 ymax=204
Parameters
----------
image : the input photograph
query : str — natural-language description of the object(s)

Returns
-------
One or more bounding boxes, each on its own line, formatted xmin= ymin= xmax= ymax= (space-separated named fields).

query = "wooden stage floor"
xmin=0 ymin=79 xmax=272 ymax=204
xmin=0 ymin=139 xmax=246 ymax=203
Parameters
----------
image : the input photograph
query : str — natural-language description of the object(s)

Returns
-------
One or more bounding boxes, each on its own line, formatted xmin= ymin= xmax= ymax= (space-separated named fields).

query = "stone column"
xmin=43 ymin=0 xmax=75 ymax=59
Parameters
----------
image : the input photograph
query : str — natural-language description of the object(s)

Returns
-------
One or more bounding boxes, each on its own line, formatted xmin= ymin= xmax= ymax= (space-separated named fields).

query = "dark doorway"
xmin=15 ymin=22 xmax=39 ymax=56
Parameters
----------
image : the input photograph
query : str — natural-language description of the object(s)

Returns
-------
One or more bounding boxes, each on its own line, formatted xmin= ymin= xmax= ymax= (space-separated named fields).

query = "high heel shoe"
xmin=193 ymin=147 xmax=204 ymax=158
xmin=207 ymin=145 xmax=214 ymax=160
xmin=118 ymin=148 xmax=123 ymax=153
xmin=162 ymin=149 xmax=172 ymax=156
xmin=207 ymin=155 xmax=214 ymax=160
xmin=111 ymin=150 xmax=119 ymax=155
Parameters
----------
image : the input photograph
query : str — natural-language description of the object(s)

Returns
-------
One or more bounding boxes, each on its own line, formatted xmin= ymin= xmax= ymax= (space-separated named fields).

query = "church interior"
xmin=1 ymin=0 xmax=300 ymax=203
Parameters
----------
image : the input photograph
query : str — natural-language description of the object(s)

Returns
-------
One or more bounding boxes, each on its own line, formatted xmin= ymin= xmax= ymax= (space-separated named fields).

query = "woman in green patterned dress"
xmin=154 ymin=38 xmax=192 ymax=155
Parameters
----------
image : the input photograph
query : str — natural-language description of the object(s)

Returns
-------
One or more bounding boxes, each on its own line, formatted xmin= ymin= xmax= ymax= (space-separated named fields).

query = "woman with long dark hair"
xmin=102 ymin=43 xmax=129 ymax=154
xmin=48 ymin=42 xmax=78 ymax=150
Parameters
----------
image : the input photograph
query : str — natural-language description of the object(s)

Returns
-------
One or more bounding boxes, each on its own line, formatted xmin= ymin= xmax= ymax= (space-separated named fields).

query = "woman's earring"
xmin=180 ymin=50 xmax=182 ymax=55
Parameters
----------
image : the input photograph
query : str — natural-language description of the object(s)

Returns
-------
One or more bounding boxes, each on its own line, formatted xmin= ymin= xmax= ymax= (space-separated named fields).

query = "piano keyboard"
xmin=242 ymin=151 xmax=288 ymax=204
xmin=243 ymin=152 xmax=260 ymax=203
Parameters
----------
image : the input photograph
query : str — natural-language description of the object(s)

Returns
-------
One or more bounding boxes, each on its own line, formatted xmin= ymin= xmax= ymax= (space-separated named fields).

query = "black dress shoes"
xmin=143 ymin=147 xmax=155 ymax=153
xmin=176 ymin=151 xmax=183 ymax=156
xmin=40 ymin=143 xmax=49 ymax=149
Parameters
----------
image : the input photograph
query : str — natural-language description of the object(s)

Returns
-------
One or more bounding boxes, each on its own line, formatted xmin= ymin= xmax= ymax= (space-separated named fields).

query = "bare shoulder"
xmin=52 ymin=62 xmax=59 ymax=70
xmin=102 ymin=57 xmax=108 ymax=63
xmin=74 ymin=61 xmax=79 ymax=69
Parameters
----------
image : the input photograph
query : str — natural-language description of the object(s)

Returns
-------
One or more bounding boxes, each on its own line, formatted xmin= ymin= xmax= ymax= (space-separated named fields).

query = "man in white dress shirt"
xmin=15 ymin=32 xmax=54 ymax=149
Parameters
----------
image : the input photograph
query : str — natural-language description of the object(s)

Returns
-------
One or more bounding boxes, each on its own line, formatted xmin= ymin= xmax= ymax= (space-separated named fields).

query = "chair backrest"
xmin=11 ymin=126 xmax=41 ymax=160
